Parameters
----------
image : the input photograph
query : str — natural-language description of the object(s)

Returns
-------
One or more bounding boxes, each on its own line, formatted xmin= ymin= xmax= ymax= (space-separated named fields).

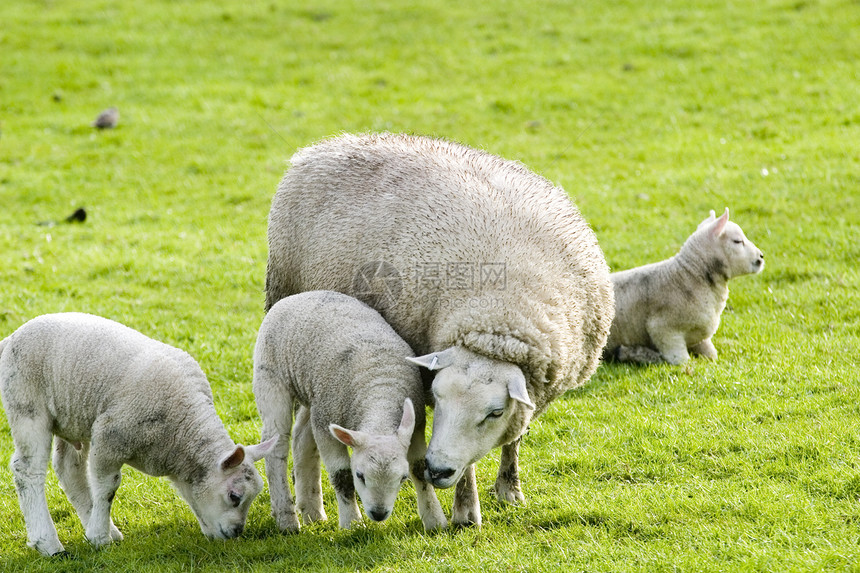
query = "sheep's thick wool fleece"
xmin=0 ymin=313 xmax=229 ymax=477
xmin=266 ymin=133 xmax=614 ymax=415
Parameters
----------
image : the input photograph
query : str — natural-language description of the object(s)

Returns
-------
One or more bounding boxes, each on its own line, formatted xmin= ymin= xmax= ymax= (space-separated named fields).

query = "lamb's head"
xmin=329 ymin=398 xmax=414 ymax=522
xmin=695 ymin=208 xmax=765 ymax=280
xmin=172 ymin=438 xmax=276 ymax=539
xmin=408 ymin=347 xmax=535 ymax=489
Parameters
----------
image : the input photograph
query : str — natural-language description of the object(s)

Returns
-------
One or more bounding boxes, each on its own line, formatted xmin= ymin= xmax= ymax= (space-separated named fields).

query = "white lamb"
xmin=252 ymin=290 xmax=447 ymax=532
xmin=265 ymin=133 xmax=614 ymax=526
xmin=604 ymin=208 xmax=764 ymax=365
xmin=0 ymin=313 xmax=275 ymax=557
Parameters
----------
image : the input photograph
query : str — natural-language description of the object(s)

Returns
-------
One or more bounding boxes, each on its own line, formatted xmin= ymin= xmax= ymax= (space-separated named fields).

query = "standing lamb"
xmin=265 ymin=133 xmax=614 ymax=526
xmin=253 ymin=290 xmax=447 ymax=532
xmin=0 ymin=313 xmax=275 ymax=556
xmin=604 ymin=208 xmax=765 ymax=365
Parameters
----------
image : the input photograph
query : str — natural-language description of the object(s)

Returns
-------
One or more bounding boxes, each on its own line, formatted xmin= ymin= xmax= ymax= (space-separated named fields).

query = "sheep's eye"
xmin=229 ymin=492 xmax=242 ymax=507
xmin=733 ymin=239 xmax=744 ymax=245
xmin=400 ymin=475 xmax=408 ymax=484
xmin=356 ymin=472 xmax=365 ymax=484
xmin=485 ymin=408 xmax=505 ymax=421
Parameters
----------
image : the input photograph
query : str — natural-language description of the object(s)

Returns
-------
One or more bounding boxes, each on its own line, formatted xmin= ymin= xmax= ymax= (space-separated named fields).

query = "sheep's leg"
xmin=315 ymin=431 xmax=361 ymax=528
xmin=647 ymin=322 xmax=690 ymax=365
xmin=616 ymin=345 xmax=665 ymax=364
xmin=54 ymin=440 xmax=123 ymax=542
xmin=54 ymin=440 xmax=93 ymax=529
xmin=261 ymin=415 xmax=300 ymax=532
xmin=494 ymin=438 xmax=525 ymax=504
xmin=291 ymin=405 xmax=327 ymax=524
xmin=451 ymin=464 xmax=481 ymax=527
xmin=690 ymin=339 xmax=718 ymax=360
xmin=407 ymin=423 xmax=447 ymax=530
xmin=84 ymin=444 xmax=122 ymax=549
xmin=9 ymin=416 xmax=64 ymax=556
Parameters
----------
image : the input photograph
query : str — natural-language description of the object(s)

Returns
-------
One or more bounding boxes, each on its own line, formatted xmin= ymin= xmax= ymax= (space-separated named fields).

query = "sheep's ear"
xmin=219 ymin=446 xmax=246 ymax=471
xmin=710 ymin=207 xmax=729 ymax=237
xmin=697 ymin=210 xmax=717 ymax=230
xmin=243 ymin=436 xmax=278 ymax=463
xmin=395 ymin=398 xmax=416 ymax=447
xmin=508 ymin=370 xmax=536 ymax=410
xmin=406 ymin=347 xmax=457 ymax=371
xmin=330 ymin=424 xmax=365 ymax=448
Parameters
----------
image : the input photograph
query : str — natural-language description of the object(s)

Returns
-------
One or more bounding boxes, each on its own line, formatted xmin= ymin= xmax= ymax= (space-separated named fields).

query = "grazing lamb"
xmin=265 ymin=133 xmax=614 ymax=526
xmin=253 ymin=290 xmax=447 ymax=532
xmin=0 ymin=313 xmax=275 ymax=556
xmin=604 ymin=208 xmax=764 ymax=365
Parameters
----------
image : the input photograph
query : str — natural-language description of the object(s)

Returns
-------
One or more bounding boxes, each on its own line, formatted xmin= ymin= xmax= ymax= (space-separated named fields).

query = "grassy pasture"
xmin=1 ymin=0 xmax=858 ymax=571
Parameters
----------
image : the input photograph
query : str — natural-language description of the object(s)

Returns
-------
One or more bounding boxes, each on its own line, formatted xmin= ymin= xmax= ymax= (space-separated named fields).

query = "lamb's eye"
xmin=229 ymin=492 xmax=242 ymax=507
xmin=356 ymin=471 xmax=365 ymax=485
xmin=400 ymin=475 xmax=408 ymax=484
xmin=733 ymin=239 xmax=744 ymax=245
xmin=485 ymin=408 xmax=504 ymax=421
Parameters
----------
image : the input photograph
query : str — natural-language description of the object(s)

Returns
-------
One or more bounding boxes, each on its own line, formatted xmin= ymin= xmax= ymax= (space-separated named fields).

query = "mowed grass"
xmin=1 ymin=0 xmax=858 ymax=571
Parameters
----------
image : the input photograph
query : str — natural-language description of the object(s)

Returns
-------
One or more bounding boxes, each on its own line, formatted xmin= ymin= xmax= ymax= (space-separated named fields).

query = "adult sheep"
xmin=265 ymin=133 xmax=613 ymax=526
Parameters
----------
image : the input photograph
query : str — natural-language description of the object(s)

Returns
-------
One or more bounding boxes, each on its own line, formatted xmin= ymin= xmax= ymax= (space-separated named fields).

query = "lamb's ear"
xmin=243 ymin=436 xmax=278 ymax=463
xmin=508 ymin=370 xmax=536 ymax=410
xmin=406 ymin=347 xmax=457 ymax=371
xmin=330 ymin=424 xmax=366 ymax=448
xmin=219 ymin=446 xmax=246 ymax=471
xmin=710 ymin=207 xmax=729 ymax=237
xmin=697 ymin=210 xmax=717 ymax=230
xmin=395 ymin=398 xmax=416 ymax=447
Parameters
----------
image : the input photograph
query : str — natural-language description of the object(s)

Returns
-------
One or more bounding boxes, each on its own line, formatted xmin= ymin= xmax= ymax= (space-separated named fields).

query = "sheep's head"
xmin=329 ymin=398 xmax=414 ymax=522
xmin=173 ymin=437 xmax=276 ymax=539
xmin=697 ymin=208 xmax=765 ymax=280
xmin=408 ymin=347 xmax=534 ymax=489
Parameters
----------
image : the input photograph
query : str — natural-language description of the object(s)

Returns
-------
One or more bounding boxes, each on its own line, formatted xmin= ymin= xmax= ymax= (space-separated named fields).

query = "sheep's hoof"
xmin=494 ymin=479 xmax=525 ymax=504
xmin=451 ymin=515 xmax=482 ymax=529
xmin=30 ymin=539 xmax=65 ymax=557
xmin=299 ymin=508 xmax=327 ymax=524
xmin=85 ymin=533 xmax=113 ymax=549
xmin=274 ymin=513 xmax=301 ymax=534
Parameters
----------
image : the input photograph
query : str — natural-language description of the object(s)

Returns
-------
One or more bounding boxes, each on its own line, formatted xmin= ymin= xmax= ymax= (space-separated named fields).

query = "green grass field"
xmin=1 ymin=0 xmax=858 ymax=571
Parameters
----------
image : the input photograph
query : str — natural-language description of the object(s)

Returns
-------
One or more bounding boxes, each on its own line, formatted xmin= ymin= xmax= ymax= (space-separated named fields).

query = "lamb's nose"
xmin=369 ymin=508 xmax=390 ymax=522
xmin=427 ymin=465 xmax=456 ymax=482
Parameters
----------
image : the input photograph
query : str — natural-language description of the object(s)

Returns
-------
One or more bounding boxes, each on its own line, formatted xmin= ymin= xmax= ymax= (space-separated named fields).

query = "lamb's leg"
xmin=291 ymin=405 xmax=326 ymax=524
xmin=407 ymin=424 xmax=447 ymax=530
xmin=261 ymin=417 xmax=300 ymax=532
xmin=54 ymin=439 xmax=123 ymax=541
xmin=690 ymin=338 xmax=718 ymax=360
xmin=84 ymin=443 xmax=122 ymax=549
xmin=9 ymin=416 xmax=64 ymax=556
xmin=616 ymin=345 xmax=666 ymax=364
xmin=494 ymin=438 xmax=524 ymax=504
xmin=647 ymin=322 xmax=690 ymax=365
xmin=451 ymin=464 xmax=481 ymax=527
xmin=315 ymin=431 xmax=361 ymax=528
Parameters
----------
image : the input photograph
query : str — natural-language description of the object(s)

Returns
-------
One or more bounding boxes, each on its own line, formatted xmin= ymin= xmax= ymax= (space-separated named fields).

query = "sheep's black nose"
xmin=427 ymin=465 xmax=456 ymax=482
xmin=369 ymin=508 xmax=390 ymax=522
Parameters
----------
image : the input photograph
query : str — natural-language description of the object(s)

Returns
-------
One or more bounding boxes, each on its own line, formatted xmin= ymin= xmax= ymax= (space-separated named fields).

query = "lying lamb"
xmin=605 ymin=208 xmax=764 ymax=365
xmin=253 ymin=290 xmax=447 ymax=532
xmin=0 ymin=313 xmax=275 ymax=556
xmin=265 ymin=133 xmax=614 ymax=526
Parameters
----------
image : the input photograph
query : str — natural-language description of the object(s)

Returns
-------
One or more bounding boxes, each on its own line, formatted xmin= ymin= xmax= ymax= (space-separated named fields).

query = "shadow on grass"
xmin=0 ymin=514 xmax=445 ymax=572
